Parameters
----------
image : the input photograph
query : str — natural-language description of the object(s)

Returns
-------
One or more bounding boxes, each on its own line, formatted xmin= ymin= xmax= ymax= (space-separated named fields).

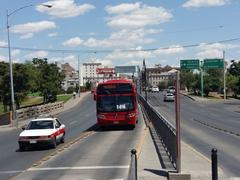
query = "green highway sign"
xmin=180 ymin=59 xmax=200 ymax=69
xmin=203 ymin=59 xmax=224 ymax=69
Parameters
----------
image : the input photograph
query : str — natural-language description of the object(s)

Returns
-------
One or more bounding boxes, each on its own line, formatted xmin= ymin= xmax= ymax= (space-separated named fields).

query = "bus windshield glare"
xmin=97 ymin=96 xmax=134 ymax=112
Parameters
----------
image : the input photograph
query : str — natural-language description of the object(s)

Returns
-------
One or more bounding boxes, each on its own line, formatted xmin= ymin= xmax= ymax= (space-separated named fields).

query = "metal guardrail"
xmin=127 ymin=149 xmax=137 ymax=180
xmin=138 ymin=93 xmax=177 ymax=168
xmin=16 ymin=101 xmax=64 ymax=121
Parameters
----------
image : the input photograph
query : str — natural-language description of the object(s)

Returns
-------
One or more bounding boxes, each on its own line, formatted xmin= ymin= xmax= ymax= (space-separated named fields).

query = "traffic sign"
xmin=115 ymin=66 xmax=136 ymax=74
xmin=203 ymin=59 xmax=224 ymax=69
xmin=180 ymin=59 xmax=199 ymax=69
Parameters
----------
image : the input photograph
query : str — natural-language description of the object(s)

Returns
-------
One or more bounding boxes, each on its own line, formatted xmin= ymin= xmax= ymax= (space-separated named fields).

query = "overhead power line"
xmin=0 ymin=37 xmax=240 ymax=54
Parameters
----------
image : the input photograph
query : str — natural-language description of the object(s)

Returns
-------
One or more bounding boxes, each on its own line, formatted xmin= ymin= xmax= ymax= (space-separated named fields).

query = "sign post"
xmin=223 ymin=51 xmax=226 ymax=100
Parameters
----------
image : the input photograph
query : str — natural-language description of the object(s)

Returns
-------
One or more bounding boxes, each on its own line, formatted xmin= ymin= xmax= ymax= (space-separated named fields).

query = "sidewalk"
xmin=138 ymin=127 xmax=168 ymax=180
xmin=138 ymin=126 xmax=227 ymax=180
xmin=0 ymin=92 xmax=90 ymax=131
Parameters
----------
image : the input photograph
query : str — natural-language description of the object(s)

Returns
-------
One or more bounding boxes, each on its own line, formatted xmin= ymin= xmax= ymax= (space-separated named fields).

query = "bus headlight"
xmin=97 ymin=114 xmax=106 ymax=119
xmin=126 ymin=113 xmax=135 ymax=118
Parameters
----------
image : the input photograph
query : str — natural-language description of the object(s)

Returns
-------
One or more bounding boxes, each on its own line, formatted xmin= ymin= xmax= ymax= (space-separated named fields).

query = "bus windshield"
xmin=97 ymin=95 xmax=134 ymax=112
xmin=97 ymin=83 xmax=133 ymax=95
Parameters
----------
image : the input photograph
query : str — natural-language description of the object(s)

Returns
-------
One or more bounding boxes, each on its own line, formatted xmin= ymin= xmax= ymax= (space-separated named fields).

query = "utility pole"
xmin=78 ymin=55 xmax=81 ymax=97
xmin=175 ymin=71 xmax=181 ymax=173
xmin=223 ymin=50 xmax=226 ymax=100
xmin=200 ymin=60 xmax=204 ymax=98
xmin=143 ymin=59 xmax=147 ymax=102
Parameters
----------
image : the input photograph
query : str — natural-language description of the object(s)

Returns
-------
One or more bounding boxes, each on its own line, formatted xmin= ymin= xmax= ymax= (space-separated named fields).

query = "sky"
xmin=0 ymin=0 xmax=240 ymax=69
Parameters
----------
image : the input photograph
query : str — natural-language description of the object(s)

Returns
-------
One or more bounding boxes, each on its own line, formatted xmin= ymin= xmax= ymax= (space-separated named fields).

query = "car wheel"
xmin=19 ymin=144 xmax=25 ymax=151
xmin=60 ymin=133 xmax=65 ymax=143
xmin=52 ymin=137 xmax=57 ymax=149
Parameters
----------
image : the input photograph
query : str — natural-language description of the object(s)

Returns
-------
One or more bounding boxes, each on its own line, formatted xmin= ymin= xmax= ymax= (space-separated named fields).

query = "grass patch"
xmin=21 ymin=96 xmax=43 ymax=107
xmin=0 ymin=94 xmax=72 ymax=115
xmin=57 ymin=94 xmax=72 ymax=103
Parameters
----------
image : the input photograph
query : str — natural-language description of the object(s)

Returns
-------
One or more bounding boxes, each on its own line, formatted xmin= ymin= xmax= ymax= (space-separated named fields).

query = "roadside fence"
xmin=138 ymin=93 xmax=177 ymax=168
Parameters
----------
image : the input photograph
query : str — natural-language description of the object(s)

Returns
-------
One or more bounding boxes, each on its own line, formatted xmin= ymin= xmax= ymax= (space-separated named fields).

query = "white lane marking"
xmin=69 ymin=120 xmax=77 ymax=126
xmin=28 ymin=165 xmax=129 ymax=171
xmin=0 ymin=170 xmax=23 ymax=174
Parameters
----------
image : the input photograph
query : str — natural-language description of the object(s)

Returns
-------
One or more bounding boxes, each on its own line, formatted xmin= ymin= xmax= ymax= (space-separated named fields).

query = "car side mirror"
xmin=21 ymin=125 xmax=26 ymax=130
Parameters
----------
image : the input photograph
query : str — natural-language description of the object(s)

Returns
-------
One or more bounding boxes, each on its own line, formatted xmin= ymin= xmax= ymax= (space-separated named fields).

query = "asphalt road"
xmin=147 ymin=91 xmax=240 ymax=177
xmin=0 ymin=94 xmax=144 ymax=180
xmin=0 ymin=94 xmax=97 ymax=180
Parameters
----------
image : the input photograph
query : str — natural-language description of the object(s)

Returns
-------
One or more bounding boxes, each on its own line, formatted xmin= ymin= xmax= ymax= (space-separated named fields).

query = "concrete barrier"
xmin=16 ymin=101 xmax=64 ymax=121
xmin=0 ymin=112 xmax=11 ymax=126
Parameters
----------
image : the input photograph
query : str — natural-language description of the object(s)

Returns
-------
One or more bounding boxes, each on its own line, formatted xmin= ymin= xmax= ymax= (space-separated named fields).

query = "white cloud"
xmin=12 ymin=49 xmax=21 ymax=57
xmin=198 ymin=43 xmax=239 ymax=50
xmin=0 ymin=55 xmax=7 ymax=61
xmin=93 ymin=58 xmax=113 ymax=66
xmin=106 ymin=3 xmax=172 ymax=29
xmin=37 ymin=0 xmax=95 ymax=18
xmin=154 ymin=45 xmax=185 ymax=55
xmin=84 ymin=28 xmax=160 ymax=48
xmin=62 ymin=37 xmax=83 ymax=47
xmin=196 ymin=43 xmax=238 ymax=58
xmin=0 ymin=40 xmax=7 ymax=46
xmin=105 ymin=2 xmax=141 ymax=14
xmin=197 ymin=49 xmax=223 ymax=58
xmin=183 ymin=0 xmax=230 ymax=8
xmin=25 ymin=51 xmax=49 ymax=59
xmin=20 ymin=33 xmax=34 ymax=39
xmin=49 ymin=55 xmax=78 ymax=68
xmin=11 ymin=21 xmax=56 ymax=38
xmin=48 ymin=32 xmax=58 ymax=37
xmin=106 ymin=48 xmax=153 ymax=60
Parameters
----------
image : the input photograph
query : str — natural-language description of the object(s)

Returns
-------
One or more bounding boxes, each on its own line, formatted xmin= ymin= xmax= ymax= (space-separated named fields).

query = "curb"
xmin=180 ymin=93 xmax=196 ymax=101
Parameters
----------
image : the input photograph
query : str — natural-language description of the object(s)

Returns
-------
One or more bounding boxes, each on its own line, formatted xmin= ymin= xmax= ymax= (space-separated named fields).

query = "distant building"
xmin=145 ymin=64 xmax=179 ymax=87
xmin=81 ymin=62 xmax=116 ymax=85
xmin=61 ymin=63 xmax=79 ymax=92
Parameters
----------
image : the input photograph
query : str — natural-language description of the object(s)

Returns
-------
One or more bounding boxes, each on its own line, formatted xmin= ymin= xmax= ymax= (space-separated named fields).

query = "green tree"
xmin=226 ymin=73 xmax=238 ymax=97
xmin=32 ymin=58 xmax=65 ymax=103
xmin=228 ymin=60 xmax=240 ymax=97
xmin=0 ymin=62 xmax=30 ymax=110
xmin=180 ymin=70 xmax=195 ymax=92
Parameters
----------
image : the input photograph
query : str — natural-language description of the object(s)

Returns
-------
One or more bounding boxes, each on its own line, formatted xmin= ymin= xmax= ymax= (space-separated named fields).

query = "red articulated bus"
xmin=95 ymin=79 xmax=138 ymax=129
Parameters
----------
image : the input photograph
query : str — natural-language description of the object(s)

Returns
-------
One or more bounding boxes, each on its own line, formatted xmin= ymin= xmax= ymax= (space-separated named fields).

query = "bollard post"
xmin=211 ymin=148 xmax=218 ymax=180
xmin=131 ymin=149 xmax=137 ymax=180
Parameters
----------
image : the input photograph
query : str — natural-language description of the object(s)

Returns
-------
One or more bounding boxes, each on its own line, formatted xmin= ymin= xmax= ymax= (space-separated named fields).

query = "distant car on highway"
xmin=151 ymin=86 xmax=159 ymax=92
xmin=167 ymin=86 xmax=175 ymax=94
xmin=18 ymin=117 xmax=66 ymax=151
xmin=164 ymin=93 xmax=175 ymax=102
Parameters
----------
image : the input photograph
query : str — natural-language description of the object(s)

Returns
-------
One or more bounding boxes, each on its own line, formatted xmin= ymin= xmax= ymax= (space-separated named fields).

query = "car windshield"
xmin=27 ymin=120 xmax=54 ymax=130
xmin=97 ymin=95 xmax=134 ymax=112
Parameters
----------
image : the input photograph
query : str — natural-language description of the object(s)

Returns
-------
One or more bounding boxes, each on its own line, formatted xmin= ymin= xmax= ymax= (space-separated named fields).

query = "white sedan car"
xmin=164 ymin=93 xmax=175 ymax=102
xmin=151 ymin=86 xmax=159 ymax=92
xmin=18 ymin=117 xmax=66 ymax=151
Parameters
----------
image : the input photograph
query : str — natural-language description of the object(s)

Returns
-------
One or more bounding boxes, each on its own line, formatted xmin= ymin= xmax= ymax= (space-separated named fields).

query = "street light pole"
xmin=6 ymin=10 xmax=15 ymax=122
xmin=6 ymin=4 xmax=52 ymax=125
xmin=78 ymin=55 xmax=81 ymax=97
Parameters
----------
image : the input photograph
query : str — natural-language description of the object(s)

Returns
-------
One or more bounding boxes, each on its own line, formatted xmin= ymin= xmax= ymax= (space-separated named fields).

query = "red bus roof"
xmin=99 ymin=79 xmax=132 ymax=85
